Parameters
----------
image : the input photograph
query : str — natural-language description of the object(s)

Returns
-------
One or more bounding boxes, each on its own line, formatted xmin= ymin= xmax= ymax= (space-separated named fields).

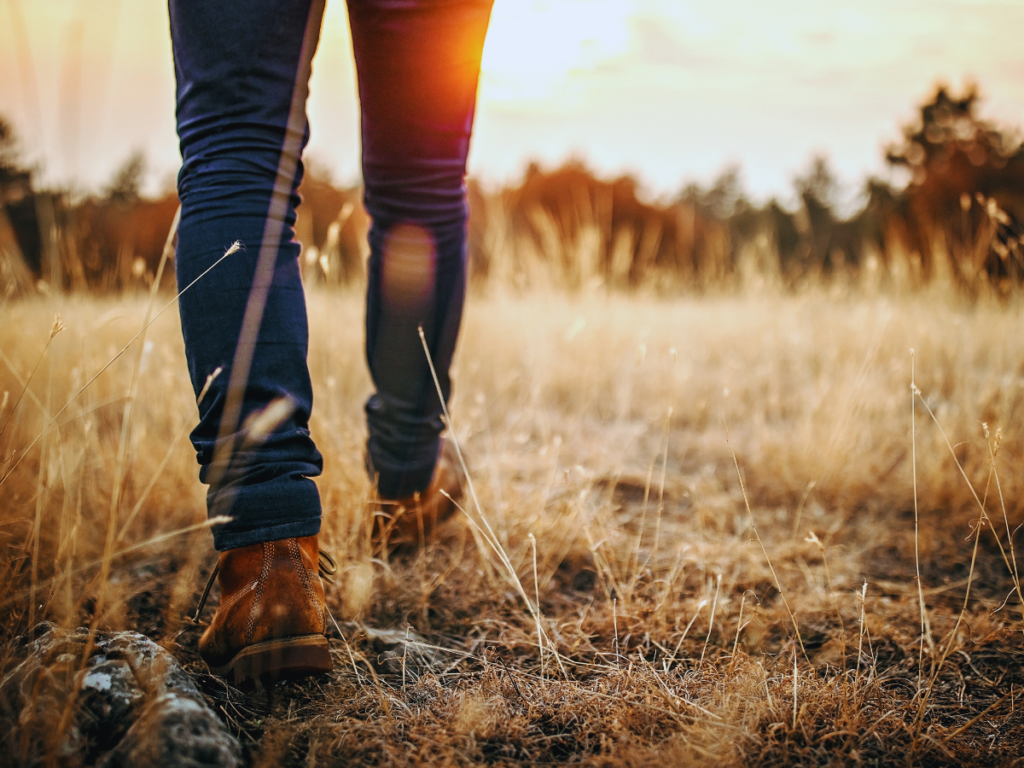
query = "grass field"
xmin=2 ymin=285 xmax=1024 ymax=766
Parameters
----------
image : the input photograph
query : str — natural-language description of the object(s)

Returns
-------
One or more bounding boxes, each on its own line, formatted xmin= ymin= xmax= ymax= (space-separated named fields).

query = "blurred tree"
xmin=792 ymin=155 xmax=840 ymax=273
xmin=680 ymin=165 xmax=749 ymax=220
xmin=794 ymin=155 xmax=839 ymax=212
xmin=503 ymin=161 xmax=685 ymax=288
xmin=886 ymin=85 xmax=1021 ymax=193
xmin=886 ymin=85 xmax=1024 ymax=286
xmin=853 ymin=177 xmax=910 ymax=272
xmin=103 ymin=151 xmax=147 ymax=206
xmin=0 ymin=116 xmax=33 ymax=203
xmin=0 ymin=116 xmax=42 ymax=283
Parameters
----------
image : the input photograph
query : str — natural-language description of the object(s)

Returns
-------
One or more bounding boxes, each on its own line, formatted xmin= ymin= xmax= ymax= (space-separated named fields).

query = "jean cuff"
xmin=374 ymin=462 xmax=436 ymax=500
xmin=213 ymin=518 xmax=322 ymax=551
xmin=208 ymin=475 xmax=321 ymax=551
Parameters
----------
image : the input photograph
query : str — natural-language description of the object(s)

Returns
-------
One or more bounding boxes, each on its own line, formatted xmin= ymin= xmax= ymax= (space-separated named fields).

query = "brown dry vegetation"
xmin=2 ymin=278 xmax=1024 ymax=766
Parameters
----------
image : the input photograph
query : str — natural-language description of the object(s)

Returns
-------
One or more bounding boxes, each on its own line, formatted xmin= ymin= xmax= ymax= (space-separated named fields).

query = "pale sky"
xmin=1 ymin=0 xmax=1021 ymax=203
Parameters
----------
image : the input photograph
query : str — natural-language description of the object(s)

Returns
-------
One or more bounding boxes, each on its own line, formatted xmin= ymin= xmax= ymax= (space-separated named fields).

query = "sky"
xmin=1 ymin=0 xmax=1022 ymax=205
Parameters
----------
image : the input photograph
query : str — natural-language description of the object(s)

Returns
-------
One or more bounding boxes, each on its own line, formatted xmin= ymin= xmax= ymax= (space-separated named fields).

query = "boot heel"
xmin=220 ymin=634 xmax=332 ymax=685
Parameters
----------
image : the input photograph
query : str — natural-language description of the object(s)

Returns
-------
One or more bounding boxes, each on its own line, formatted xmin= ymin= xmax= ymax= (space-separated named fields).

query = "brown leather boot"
xmin=197 ymin=535 xmax=333 ymax=685
xmin=374 ymin=437 xmax=468 ymax=551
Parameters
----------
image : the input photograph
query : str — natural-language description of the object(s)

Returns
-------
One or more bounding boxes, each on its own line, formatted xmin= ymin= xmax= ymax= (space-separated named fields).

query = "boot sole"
xmin=212 ymin=634 xmax=332 ymax=685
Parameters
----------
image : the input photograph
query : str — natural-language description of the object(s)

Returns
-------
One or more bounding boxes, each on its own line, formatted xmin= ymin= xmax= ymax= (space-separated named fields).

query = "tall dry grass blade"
xmin=0 ymin=241 xmax=241 ymax=490
xmin=651 ymin=403 xmax=672 ymax=563
xmin=723 ymin=417 xmax=808 ymax=662
xmin=730 ymin=592 xmax=749 ymax=672
xmin=667 ymin=598 xmax=707 ymax=665
xmin=0 ymin=314 xmax=63 ymax=440
xmin=634 ymin=349 xmax=676 ymax=583
xmin=95 ymin=206 xmax=180 ymax=628
xmin=401 ymin=625 xmax=410 ymax=691
xmin=418 ymin=325 xmax=569 ymax=679
xmin=793 ymin=646 xmax=799 ymax=729
xmin=914 ymin=392 xmax=1024 ymax=623
xmin=0 ymin=350 xmax=50 ymax=420
xmin=759 ymin=661 xmax=775 ymax=709
xmin=583 ymin=525 xmax=623 ymax=604
xmin=324 ymin=604 xmax=368 ymax=690
xmin=5 ymin=516 xmax=235 ymax=609
xmin=529 ymin=532 xmax=545 ymax=677
xmin=700 ymin=572 xmax=721 ymax=662
xmin=52 ymin=425 xmax=81 ymax=625
xmin=629 ymin=459 xmax=655 ymax=582
xmin=912 ymin=428 xmax=995 ymax=737
xmin=986 ymin=428 xmax=1024 ymax=633
xmin=854 ymin=581 xmax=867 ymax=698
xmin=113 ymin=425 xmax=184 ymax=540
xmin=27 ymin=398 xmax=48 ymax=630
xmin=789 ymin=481 xmax=816 ymax=541
xmin=115 ymin=366 xmax=221 ymax=543
xmin=152 ymin=205 xmax=180 ymax=296
xmin=942 ymin=691 xmax=1012 ymax=743
xmin=910 ymin=349 xmax=930 ymax=692
xmin=612 ymin=596 xmax=620 ymax=665
xmin=804 ymin=530 xmax=846 ymax=691
xmin=25 ymin=314 xmax=64 ymax=630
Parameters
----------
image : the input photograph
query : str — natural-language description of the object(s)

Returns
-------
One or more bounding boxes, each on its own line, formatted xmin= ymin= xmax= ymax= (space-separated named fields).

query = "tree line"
xmin=1 ymin=86 xmax=1021 ymax=297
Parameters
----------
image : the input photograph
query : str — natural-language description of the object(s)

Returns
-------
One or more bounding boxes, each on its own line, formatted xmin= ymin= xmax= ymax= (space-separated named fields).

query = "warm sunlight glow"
xmin=480 ymin=0 xmax=632 ymax=105
xmin=2 ymin=0 xmax=1021 ymax=195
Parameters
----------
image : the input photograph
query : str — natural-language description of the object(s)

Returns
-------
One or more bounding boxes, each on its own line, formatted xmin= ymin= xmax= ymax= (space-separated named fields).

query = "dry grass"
xmin=2 ymin=283 xmax=1024 ymax=766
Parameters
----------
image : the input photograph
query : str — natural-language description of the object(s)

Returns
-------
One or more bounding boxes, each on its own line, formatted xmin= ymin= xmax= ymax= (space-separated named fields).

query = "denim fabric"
xmin=169 ymin=0 xmax=492 ymax=550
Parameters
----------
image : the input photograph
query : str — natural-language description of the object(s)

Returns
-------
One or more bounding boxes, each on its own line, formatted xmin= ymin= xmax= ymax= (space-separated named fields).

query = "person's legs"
xmin=169 ymin=0 xmax=325 ymax=550
xmin=347 ymin=0 xmax=493 ymax=500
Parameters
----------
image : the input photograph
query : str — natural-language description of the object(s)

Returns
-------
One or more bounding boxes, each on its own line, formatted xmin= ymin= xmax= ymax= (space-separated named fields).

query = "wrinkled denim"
xmin=169 ymin=0 xmax=492 ymax=550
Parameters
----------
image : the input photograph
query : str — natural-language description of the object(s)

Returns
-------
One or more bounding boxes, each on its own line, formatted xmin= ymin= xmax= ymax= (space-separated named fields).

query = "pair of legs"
xmin=170 ymin=0 xmax=493 ymax=549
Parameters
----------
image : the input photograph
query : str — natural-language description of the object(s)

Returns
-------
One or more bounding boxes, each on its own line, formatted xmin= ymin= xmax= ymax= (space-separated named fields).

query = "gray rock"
xmin=97 ymin=695 xmax=242 ymax=768
xmin=1 ymin=623 xmax=241 ymax=767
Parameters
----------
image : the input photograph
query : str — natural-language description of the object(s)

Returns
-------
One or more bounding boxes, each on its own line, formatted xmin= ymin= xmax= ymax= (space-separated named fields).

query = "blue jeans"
xmin=169 ymin=0 xmax=492 ymax=550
